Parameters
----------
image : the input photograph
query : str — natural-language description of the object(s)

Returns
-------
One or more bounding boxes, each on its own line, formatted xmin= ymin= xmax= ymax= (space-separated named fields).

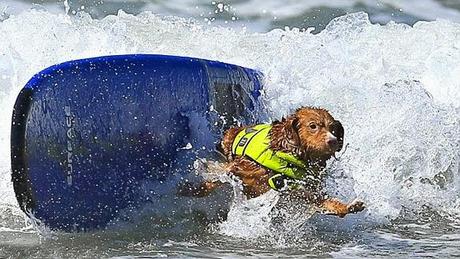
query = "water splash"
xmin=0 ymin=10 xmax=459 ymax=238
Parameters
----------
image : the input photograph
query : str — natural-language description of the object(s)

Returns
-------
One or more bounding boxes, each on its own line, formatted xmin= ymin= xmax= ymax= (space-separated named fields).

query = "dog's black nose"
xmin=327 ymin=138 xmax=339 ymax=148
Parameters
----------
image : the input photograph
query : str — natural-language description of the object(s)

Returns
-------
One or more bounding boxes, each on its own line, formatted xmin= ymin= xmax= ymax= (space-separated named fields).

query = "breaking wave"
xmin=0 ymin=10 xmax=459 ymax=238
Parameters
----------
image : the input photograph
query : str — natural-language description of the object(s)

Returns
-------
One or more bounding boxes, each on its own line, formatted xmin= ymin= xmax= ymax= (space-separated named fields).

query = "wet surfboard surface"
xmin=11 ymin=54 xmax=263 ymax=231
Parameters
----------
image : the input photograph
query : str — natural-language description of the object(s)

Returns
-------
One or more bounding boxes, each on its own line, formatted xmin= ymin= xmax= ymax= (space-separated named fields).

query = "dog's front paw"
xmin=347 ymin=199 xmax=365 ymax=214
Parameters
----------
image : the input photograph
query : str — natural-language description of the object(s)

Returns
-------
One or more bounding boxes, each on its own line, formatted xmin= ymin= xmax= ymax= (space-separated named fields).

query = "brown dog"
xmin=180 ymin=107 xmax=364 ymax=218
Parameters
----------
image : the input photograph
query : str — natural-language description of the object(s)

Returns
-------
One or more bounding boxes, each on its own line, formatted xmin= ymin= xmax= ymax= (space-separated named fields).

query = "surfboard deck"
xmin=11 ymin=54 xmax=263 ymax=231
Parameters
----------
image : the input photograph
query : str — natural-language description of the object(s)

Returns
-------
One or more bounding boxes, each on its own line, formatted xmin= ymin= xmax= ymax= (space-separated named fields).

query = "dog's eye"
xmin=309 ymin=123 xmax=318 ymax=130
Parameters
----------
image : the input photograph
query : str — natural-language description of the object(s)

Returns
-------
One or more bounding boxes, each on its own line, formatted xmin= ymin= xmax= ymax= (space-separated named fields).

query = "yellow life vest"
xmin=231 ymin=124 xmax=318 ymax=190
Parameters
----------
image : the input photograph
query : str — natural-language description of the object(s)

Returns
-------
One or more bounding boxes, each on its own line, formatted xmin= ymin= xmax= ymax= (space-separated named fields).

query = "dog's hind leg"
xmin=176 ymin=159 xmax=229 ymax=197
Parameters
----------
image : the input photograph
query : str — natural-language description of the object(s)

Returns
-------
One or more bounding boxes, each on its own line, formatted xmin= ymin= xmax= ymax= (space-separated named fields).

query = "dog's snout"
xmin=326 ymin=132 xmax=338 ymax=149
xmin=327 ymin=138 xmax=338 ymax=147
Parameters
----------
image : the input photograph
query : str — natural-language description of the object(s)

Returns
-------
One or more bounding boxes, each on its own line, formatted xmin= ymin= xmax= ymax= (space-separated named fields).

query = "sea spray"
xmin=0 ymin=11 xmax=459 ymax=238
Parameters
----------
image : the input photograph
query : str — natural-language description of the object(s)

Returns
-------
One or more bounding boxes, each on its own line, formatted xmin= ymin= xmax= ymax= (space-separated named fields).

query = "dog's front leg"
xmin=318 ymin=198 xmax=365 ymax=218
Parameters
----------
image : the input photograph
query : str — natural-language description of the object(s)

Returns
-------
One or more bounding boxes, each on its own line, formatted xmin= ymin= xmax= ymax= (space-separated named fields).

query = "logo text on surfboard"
xmin=64 ymin=105 xmax=74 ymax=186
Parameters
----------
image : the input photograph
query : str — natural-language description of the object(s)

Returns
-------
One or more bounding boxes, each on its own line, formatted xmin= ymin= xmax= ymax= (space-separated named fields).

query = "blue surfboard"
xmin=11 ymin=54 xmax=263 ymax=231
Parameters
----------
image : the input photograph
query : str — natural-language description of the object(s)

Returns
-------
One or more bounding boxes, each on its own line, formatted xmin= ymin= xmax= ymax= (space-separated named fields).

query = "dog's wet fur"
xmin=179 ymin=107 xmax=365 ymax=218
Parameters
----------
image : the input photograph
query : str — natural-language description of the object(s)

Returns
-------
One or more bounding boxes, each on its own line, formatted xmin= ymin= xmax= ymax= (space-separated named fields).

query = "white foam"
xmin=1 ymin=10 xmax=459 ymax=236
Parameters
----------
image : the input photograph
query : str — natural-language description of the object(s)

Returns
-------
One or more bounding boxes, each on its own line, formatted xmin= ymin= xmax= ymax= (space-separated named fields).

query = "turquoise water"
xmin=1 ymin=1 xmax=460 ymax=258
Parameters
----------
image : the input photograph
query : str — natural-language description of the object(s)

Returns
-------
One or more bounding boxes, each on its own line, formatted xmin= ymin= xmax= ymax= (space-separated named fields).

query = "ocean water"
xmin=1 ymin=0 xmax=460 ymax=258
xmin=4 ymin=0 xmax=460 ymax=31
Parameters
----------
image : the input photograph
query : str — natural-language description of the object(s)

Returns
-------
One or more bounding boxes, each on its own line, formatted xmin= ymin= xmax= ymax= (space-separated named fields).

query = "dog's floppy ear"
xmin=331 ymin=120 xmax=344 ymax=152
xmin=284 ymin=116 xmax=301 ymax=147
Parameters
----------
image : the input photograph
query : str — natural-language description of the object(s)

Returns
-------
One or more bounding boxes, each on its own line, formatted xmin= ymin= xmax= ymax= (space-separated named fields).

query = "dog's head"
xmin=289 ymin=107 xmax=344 ymax=159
